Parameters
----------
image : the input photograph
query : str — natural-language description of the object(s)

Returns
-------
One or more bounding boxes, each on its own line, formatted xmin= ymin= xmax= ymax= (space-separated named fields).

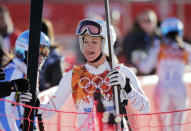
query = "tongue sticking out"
xmin=87 ymin=51 xmax=94 ymax=55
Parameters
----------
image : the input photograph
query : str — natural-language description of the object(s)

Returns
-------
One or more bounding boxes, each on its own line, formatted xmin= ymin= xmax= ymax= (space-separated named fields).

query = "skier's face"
xmin=138 ymin=12 xmax=157 ymax=35
xmin=82 ymin=34 xmax=102 ymax=62
xmin=38 ymin=45 xmax=49 ymax=70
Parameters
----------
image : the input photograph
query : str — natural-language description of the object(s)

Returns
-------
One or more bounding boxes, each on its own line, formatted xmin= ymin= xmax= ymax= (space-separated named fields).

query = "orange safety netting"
xmin=1 ymin=73 xmax=191 ymax=131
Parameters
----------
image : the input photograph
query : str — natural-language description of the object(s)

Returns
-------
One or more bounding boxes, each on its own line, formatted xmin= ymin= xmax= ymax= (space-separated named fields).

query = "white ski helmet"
xmin=76 ymin=19 xmax=117 ymax=56
xmin=15 ymin=30 xmax=50 ymax=61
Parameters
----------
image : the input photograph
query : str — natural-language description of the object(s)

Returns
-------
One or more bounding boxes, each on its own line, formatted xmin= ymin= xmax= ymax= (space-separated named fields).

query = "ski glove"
xmin=107 ymin=69 xmax=126 ymax=89
xmin=20 ymin=91 xmax=40 ymax=116
xmin=20 ymin=92 xmax=32 ymax=103
xmin=20 ymin=89 xmax=40 ymax=106
xmin=107 ymin=69 xmax=132 ymax=104
xmin=0 ymin=68 xmax=5 ymax=80
xmin=11 ymin=78 xmax=30 ymax=93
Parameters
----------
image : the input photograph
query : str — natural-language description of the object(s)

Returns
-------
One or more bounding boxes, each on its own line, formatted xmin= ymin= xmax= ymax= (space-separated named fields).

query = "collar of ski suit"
xmin=13 ymin=58 xmax=27 ymax=75
xmin=85 ymin=60 xmax=111 ymax=75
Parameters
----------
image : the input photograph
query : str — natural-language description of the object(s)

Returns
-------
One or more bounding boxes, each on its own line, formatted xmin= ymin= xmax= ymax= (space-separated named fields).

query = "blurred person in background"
xmin=135 ymin=17 xmax=191 ymax=131
xmin=0 ymin=30 xmax=50 ymax=131
xmin=0 ymin=5 xmax=21 ymax=67
xmin=39 ymin=19 xmax=64 ymax=91
xmin=122 ymin=9 xmax=161 ymax=75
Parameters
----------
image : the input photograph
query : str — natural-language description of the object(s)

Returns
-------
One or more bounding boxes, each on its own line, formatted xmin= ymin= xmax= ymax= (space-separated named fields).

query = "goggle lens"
xmin=76 ymin=20 xmax=101 ymax=36
xmin=80 ymin=25 xmax=100 ymax=35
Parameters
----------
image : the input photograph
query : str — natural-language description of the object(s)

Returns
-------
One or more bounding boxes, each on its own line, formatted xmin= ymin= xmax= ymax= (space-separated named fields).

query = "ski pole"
xmin=23 ymin=0 xmax=44 ymax=130
xmin=104 ymin=0 xmax=121 ymax=130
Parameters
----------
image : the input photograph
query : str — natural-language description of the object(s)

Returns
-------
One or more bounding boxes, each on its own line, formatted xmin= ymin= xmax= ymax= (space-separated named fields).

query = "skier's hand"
xmin=107 ymin=69 xmax=132 ymax=104
xmin=20 ymin=91 xmax=40 ymax=116
xmin=107 ymin=69 xmax=126 ymax=88
xmin=20 ymin=89 xmax=40 ymax=106
xmin=20 ymin=92 xmax=32 ymax=103
xmin=11 ymin=78 xmax=30 ymax=93
xmin=0 ymin=68 xmax=5 ymax=80
xmin=20 ymin=92 xmax=40 ymax=105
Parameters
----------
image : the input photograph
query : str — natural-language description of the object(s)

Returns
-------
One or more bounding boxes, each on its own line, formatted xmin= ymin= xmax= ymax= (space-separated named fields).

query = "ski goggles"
xmin=39 ymin=45 xmax=49 ymax=58
xmin=76 ymin=19 xmax=102 ymax=36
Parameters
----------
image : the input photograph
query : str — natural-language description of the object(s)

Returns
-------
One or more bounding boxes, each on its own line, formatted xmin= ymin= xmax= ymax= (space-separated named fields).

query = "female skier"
xmin=21 ymin=19 xmax=150 ymax=130
xmin=0 ymin=30 xmax=50 ymax=131
xmin=135 ymin=17 xmax=191 ymax=131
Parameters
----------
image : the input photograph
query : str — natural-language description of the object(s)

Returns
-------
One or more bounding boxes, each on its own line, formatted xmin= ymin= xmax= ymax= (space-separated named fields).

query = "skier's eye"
xmin=84 ymin=40 xmax=88 ymax=44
